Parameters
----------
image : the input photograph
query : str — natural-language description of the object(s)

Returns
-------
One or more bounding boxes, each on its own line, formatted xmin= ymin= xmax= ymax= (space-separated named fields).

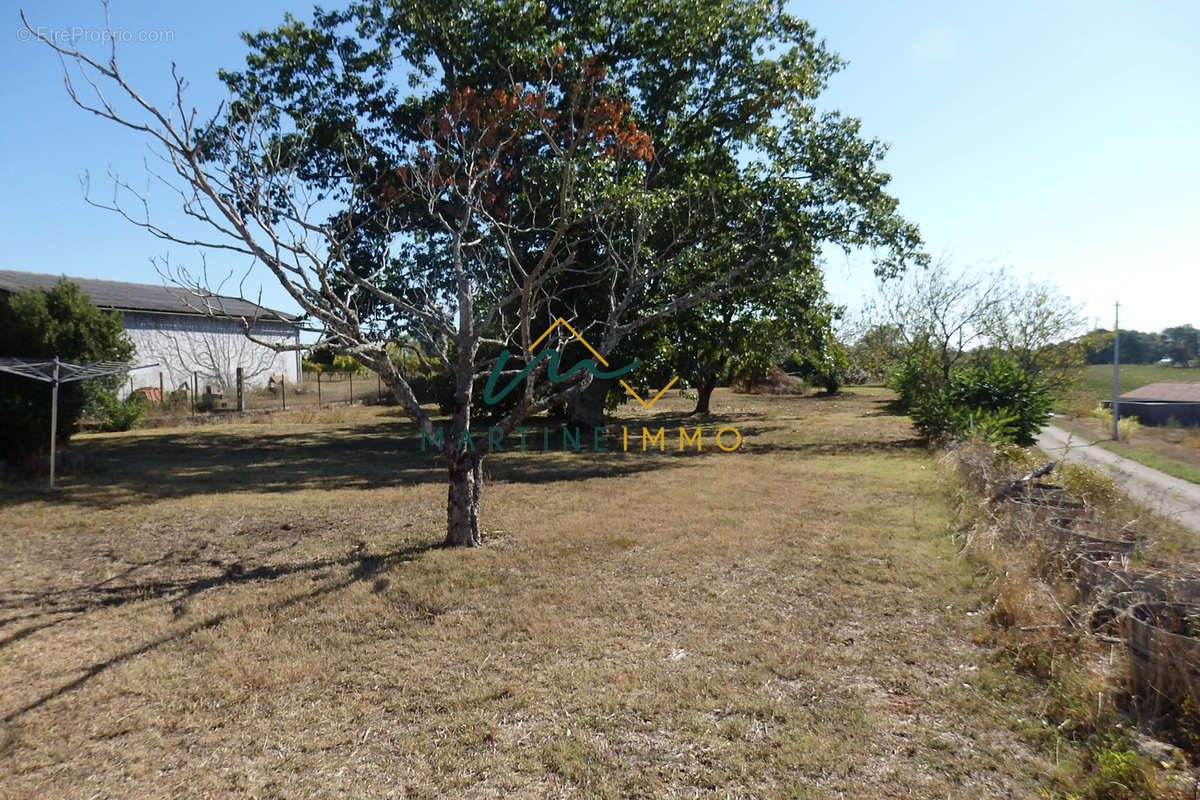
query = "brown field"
xmin=0 ymin=389 xmax=1118 ymax=798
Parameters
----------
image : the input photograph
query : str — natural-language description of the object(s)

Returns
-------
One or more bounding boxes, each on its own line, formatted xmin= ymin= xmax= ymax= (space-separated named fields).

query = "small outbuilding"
xmin=1114 ymin=382 xmax=1200 ymax=427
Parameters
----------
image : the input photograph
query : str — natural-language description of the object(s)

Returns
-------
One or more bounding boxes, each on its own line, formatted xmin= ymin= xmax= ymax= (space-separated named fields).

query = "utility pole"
xmin=1112 ymin=301 xmax=1120 ymax=441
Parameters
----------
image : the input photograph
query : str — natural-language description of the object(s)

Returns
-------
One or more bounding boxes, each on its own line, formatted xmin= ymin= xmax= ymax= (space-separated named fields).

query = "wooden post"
xmin=48 ymin=357 xmax=60 ymax=491
xmin=349 ymin=372 xmax=354 ymax=405
xmin=129 ymin=375 xmax=134 ymax=395
xmin=281 ymin=375 xmax=286 ymax=411
xmin=317 ymin=371 xmax=322 ymax=408
xmin=192 ymin=371 xmax=198 ymax=417
xmin=158 ymin=371 xmax=164 ymax=404
xmin=236 ymin=367 xmax=245 ymax=412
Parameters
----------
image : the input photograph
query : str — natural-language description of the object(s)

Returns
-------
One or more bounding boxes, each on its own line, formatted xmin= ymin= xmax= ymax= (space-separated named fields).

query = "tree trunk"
xmin=567 ymin=377 xmax=611 ymax=429
xmin=691 ymin=376 xmax=718 ymax=415
xmin=445 ymin=451 xmax=483 ymax=547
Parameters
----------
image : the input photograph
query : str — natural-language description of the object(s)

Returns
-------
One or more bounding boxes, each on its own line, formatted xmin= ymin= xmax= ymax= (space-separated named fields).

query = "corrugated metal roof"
xmin=1119 ymin=382 xmax=1200 ymax=403
xmin=0 ymin=270 xmax=297 ymax=322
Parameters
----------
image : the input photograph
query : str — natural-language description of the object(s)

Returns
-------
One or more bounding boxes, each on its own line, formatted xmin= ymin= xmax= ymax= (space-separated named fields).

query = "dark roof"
xmin=0 ymin=270 xmax=297 ymax=323
xmin=1119 ymin=382 xmax=1200 ymax=403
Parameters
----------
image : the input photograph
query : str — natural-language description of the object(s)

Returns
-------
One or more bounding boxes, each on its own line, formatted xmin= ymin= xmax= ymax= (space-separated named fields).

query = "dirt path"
xmin=1038 ymin=421 xmax=1200 ymax=534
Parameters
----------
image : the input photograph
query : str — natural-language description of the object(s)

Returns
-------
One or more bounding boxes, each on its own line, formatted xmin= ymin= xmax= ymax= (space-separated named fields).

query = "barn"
xmin=0 ymin=270 xmax=301 ymax=395
xmin=1115 ymin=382 xmax=1200 ymax=427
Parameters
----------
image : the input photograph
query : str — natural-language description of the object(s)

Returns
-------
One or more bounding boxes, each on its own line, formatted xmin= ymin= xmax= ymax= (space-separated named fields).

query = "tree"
xmin=1082 ymin=328 xmax=1164 ymax=365
xmin=29 ymin=17 xmax=796 ymax=546
xmin=978 ymin=277 xmax=1086 ymax=395
xmin=873 ymin=262 xmax=1085 ymax=395
xmin=846 ymin=323 xmax=906 ymax=383
xmin=1162 ymin=325 xmax=1200 ymax=367
xmin=212 ymin=0 xmax=924 ymax=427
xmin=28 ymin=2 xmax=923 ymax=545
xmin=0 ymin=280 xmax=134 ymax=465
xmin=873 ymin=261 xmax=1013 ymax=384
xmin=905 ymin=354 xmax=1053 ymax=446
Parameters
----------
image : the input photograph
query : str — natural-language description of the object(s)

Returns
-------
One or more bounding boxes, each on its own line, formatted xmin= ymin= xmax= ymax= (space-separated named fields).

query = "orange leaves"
xmin=381 ymin=51 xmax=654 ymax=225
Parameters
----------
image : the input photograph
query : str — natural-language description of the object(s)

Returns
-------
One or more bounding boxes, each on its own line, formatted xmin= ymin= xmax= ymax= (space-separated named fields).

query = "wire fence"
xmin=136 ymin=369 xmax=391 ymax=422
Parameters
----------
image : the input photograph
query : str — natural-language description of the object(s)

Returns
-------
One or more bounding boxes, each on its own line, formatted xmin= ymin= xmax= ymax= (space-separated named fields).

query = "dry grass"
xmin=0 ymin=390 xmax=1109 ymax=798
xmin=944 ymin=441 xmax=1200 ymax=798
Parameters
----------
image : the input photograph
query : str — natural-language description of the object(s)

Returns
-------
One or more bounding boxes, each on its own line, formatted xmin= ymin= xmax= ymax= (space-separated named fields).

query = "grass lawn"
xmin=0 ymin=390 xmax=1100 ymax=798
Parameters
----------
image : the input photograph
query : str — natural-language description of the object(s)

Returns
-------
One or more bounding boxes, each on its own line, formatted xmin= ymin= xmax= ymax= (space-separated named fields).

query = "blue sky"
xmin=2 ymin=0 xmax=1197 ymax=333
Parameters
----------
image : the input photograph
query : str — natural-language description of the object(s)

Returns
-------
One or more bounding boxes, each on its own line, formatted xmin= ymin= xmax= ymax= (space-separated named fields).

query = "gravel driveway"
xmin=1037 ymin=421 xmax=1200 ymax=534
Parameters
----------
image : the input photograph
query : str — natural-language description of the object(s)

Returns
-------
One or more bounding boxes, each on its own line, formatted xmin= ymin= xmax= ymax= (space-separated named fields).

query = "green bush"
xmin=0 ymin=280 xmax=134 ymax=464
xmin=93 ymin=390 xmax=147 ymax=432
xmin=1090 ymin=403 xmax=1141 ymax=441
xmin=888 ymin=348 xmax=944 ymax=408
xmin=803 ymin=340 xmax=849 ymax=393
xmin=904 ymin=355 xmax=1053 ymax=446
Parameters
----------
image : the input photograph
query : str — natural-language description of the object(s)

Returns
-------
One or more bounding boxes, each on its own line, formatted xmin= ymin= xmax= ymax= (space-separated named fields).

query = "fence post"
xmin=236 ymin=367 xmax=245 ymax=412
xmin=317 ymin=371 xmax=322 ymax=408
xmin=158 ymin=371 xmax=164 ymax=405
xmin=281 ymin=375 xmax=286 ymax=411
xmin=349 ymin=372 xmax=354 ymax=405
xmin=192 ymin=370 xmax=198 ymax=417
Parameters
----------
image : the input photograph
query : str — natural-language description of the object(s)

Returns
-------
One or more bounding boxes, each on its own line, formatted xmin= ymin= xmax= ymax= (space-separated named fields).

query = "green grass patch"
xmin=1098 ymin=440 xmax=1200 ymax=485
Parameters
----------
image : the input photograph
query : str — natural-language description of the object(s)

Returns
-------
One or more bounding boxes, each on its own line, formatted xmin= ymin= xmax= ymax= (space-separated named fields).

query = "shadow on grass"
xmin=744 ymin=437 xmax=927 ymax=457
xmin=861 ymin=397 xmax=910 ymax=418
xmin=0 ymin=540 xmax=434 ymax=727
xmin=0 ymin=414 xmax=776 ymax=507
xmin=0 ymin=395 xmax=913 ymax=508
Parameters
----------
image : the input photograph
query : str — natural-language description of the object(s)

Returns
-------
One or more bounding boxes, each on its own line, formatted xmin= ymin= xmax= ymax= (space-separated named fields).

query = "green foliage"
xmin=1079 ymin=736 xmax=1154 ymax=800
xmin=1089 ymin=404 xmax=1141 ymax=442
xmin=220 ymin=0 xmax=925 ymax=422
xmin=875 ymin=265 xmax=1085 ymax=404
xmin=305 ymin=352 xmax=373 ymax=375
xmin=92 ymin=390 xmax=148 ymax=432
xmin=1162 ymin=324 xmax=1200 ymax=366
xmin=847 ymin=323 xmax=905 ymax=383
xmin=1082 ymin=328 xmax=1165 ymax=365
xmin=800 ymin=336 xmax=849 ymax=393
xmin=901 ymin=355 xmax=1053 ymax=446
xmin=1057 ymin=462 xmax=1119 ymax=508
xmin=888 ymin=346 xmax=942 ymax=408
xmin=385 ymin=340 xmax=434 ymax=378
xmin=0 ymin=280 xmax=134 ymax=464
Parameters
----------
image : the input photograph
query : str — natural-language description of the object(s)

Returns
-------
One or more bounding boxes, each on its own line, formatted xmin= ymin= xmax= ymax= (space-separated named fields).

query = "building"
xmin=1115 ymin=382 xmax=1200 ymax=427
xmin=0 ymin=270 xmax=301 ymax=395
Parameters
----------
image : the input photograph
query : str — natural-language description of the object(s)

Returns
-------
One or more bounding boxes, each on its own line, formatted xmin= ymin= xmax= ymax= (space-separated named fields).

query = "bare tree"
xmin=979 ymin=278 xmax=1087 ymax=394
xmin=871 ymin=259 xmax=1015 ymax=381
xmin=865 ymin=258 xmax=1085 ymax=390
xmin=27 ymin=17 xmax=778 ymax=546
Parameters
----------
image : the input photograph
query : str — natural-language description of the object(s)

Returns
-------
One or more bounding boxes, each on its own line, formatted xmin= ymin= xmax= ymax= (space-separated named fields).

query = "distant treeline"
xmin=1082 ymin=324 xmax=1200 ymax=366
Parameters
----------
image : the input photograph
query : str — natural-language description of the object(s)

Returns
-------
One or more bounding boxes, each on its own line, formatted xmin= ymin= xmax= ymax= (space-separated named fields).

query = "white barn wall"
xmin=122 ymin=312 xmax=300 ymax=395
